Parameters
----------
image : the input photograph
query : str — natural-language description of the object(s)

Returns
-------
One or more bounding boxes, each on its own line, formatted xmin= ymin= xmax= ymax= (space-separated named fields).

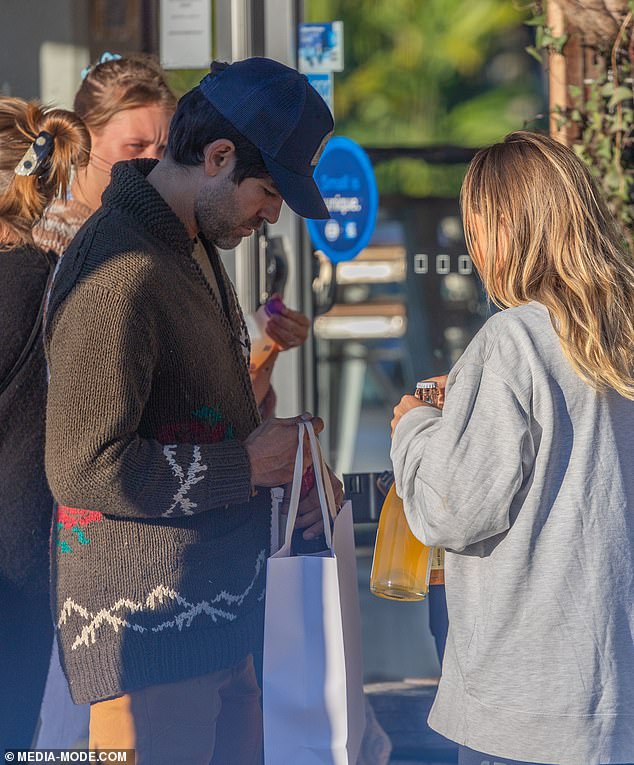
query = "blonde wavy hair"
xmin=0 ymin=97 xmax=90 ymax=247
xmin=461 ymin=130 xmax=634 ymax=400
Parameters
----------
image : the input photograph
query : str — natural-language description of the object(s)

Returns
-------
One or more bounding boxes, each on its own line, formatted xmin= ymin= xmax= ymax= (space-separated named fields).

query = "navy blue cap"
xmin=199 ymin=57 xmax=334 ymax=220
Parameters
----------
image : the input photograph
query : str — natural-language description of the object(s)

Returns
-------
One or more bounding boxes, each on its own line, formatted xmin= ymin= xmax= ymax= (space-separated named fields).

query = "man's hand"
xmin=282 ymin=465 xmax=344 ymax=540
xmin=265 ymin=297 xmax=310 ymax=351
xmin=244 ymin=414 xmax=323 ymax=487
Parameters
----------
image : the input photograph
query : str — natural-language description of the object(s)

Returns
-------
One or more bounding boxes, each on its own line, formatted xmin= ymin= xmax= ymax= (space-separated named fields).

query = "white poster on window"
xmin=160 ymin=0 xmax=211 ymax=70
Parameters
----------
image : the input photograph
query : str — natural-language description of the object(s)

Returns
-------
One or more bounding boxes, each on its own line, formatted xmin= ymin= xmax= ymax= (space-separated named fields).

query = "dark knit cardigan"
xmin=0 ymin=245 xmax=55 ymax=595
xmin=44 ymin=159 xmax=271 ymax=704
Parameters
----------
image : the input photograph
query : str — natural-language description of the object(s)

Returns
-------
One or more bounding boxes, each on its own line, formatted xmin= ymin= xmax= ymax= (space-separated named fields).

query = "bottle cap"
xmin=265 ymin=296 xmax=285 ymax=316
xmin=415 ymin=380 xmax=440 ymax=405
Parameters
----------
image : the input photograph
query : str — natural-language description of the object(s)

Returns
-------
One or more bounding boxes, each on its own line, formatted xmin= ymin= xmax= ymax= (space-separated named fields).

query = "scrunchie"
xmin=80 ymin=51 xmax=123 ymax=81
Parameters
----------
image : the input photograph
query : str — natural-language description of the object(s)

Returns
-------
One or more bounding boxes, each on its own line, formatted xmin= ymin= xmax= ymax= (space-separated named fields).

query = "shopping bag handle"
xmin=306 ymin=419 xmax=338 ymax=528
xmin=284 ymin=420 xmax=337 ymax=551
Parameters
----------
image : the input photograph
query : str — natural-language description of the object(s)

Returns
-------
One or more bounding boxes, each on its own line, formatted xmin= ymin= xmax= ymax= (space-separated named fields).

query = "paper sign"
xmin=298 ymin=21 xmax=344 ymax=73
xmin=160 ymin=0 xmax=211 ymax=70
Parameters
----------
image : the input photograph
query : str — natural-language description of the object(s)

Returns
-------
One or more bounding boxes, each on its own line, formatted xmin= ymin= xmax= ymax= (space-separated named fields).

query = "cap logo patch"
xmin=311 ymin=130 xmax=333 ymax=167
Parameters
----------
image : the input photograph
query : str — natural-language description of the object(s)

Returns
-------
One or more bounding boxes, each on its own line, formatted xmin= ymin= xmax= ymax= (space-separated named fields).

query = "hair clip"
xmin=80 ymin=51 xmax=122 ymax=80
xmin=14 ymin=131 xmax=54 ymax=177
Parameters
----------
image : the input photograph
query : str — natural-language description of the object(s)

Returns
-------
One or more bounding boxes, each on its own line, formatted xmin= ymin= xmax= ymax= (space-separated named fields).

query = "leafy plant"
xmin=522 ymin=3 xmax=569 ymax=61
xmin=305 ymin=0 xmax=543 ymax=196
xmin=526 ymin=1 xmax=634 ymax=244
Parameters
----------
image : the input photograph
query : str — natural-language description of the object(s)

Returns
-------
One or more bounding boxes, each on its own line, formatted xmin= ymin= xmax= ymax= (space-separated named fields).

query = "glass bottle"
xmin=244 ymin=296 xmax=285 ymax=372
xmin=370 ymin=483 xmax=433 ymax=601
xmin=416 ymin=381 xmax=445 ymax=586
xmin=370 ymin=380 xmax=443 ymax=601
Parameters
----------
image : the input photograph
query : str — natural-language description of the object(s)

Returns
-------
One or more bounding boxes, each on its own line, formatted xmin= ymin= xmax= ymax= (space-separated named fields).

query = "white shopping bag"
xmin=263 ymin=421 xmax=366 ymax=765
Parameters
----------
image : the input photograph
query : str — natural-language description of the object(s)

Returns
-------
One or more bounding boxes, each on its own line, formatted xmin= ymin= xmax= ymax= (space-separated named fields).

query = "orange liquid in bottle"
xmin=370 ymin=484 xmax=432 ymax=601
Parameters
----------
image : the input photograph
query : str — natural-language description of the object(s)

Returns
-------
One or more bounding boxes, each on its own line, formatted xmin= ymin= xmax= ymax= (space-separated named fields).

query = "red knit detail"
xmin=57 ymin=505 xmax=103 ymax=530
xmin=156 ymin=419 xmax=232 ymax=445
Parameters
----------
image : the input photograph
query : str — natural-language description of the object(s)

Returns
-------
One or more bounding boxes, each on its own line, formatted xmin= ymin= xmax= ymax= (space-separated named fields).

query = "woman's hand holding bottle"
xmin=391 ymin=374 xmax=448 ymax=435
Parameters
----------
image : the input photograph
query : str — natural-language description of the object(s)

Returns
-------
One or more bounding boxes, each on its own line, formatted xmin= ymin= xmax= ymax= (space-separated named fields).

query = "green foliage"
xmin=526 ymin=2 xmax=634 ymax=242
xmin=304 ymin=0 xmax=543 ymax=199
xmin=164 ymin=69 xmax=208 ymax=98
xmin=565 ymin=81 xmax=634 ymax=233
xmin=374 ymin=159 xmax=468 ymax=198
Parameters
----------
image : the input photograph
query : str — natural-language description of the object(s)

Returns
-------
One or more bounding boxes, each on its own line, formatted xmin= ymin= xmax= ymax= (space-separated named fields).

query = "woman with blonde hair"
xmin=391 ymin=131 xmax=634 ymax=765
xmin=0 ymin=97 xmax=89 ymax=748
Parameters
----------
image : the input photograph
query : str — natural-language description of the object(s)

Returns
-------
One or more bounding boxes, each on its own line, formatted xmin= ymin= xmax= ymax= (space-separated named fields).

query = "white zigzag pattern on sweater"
xmin=58 ymin=549 xmax=267 ymax=650
xmin=162 ymin=444 xmax=208 ymax=517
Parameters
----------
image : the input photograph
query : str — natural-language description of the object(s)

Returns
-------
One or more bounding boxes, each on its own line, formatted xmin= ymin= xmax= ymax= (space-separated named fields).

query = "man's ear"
xmin=203 ymin=139 xmax=236 ymax=177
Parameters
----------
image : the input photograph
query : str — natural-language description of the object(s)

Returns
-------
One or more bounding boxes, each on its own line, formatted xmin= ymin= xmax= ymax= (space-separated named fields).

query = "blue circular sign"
xmin=306 ymin=136 xmax=378 ymax=263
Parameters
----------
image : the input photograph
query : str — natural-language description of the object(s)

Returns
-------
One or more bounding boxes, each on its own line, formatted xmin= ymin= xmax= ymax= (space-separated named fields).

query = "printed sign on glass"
xmin=298 ymin=21 xmax=344 ymax=73
xmin=160 ymin=0 xmax=211 ymax=69
xmin=306 ymin=72 xmax=334 ymax=113
xmin=306 ymin=136 xmax=378 ymax=264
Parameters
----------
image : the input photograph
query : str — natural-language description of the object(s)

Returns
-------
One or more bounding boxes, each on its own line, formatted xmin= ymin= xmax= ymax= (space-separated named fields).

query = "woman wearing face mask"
xmin=0 ymin=97 xmax=89 ymax=749
xmin=34 ymin=53 xmax=176 ymax=256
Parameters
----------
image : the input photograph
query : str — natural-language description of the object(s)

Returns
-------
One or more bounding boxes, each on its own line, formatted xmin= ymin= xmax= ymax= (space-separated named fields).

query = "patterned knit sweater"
xmin=44 ymin=159 xmax=271 ymax=704
xmin=33 ymin=197 xmax=93 ymax=257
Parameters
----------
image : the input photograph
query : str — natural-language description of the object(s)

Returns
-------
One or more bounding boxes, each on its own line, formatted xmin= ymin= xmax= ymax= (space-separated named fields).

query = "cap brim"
xmin=262 ymin=153 xmax=329 ymax=220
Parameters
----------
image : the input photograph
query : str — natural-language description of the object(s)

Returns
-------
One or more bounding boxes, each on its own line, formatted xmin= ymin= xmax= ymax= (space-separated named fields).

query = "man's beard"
xmin=194 ymin=177 xmax=259 ymax=250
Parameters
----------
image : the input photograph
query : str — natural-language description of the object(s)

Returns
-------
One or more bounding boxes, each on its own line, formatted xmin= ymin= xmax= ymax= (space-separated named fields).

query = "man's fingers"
xmin=272 ymin=308 xmax=310 ymax=328
xmin=279 ymin=307 xmax=310 ymax=327
xmin=266 ymin=323 xmax=296 ymax=348
xmin=246 ymin=414 xmax=327 ymax=487
xmin=293 ymin=506 xmax=324 ymax=529
xmin=267 ymin=313 xmax=309 ymax=350
xmin=301 ymin=519 xmax=325 ymax=539
xmin=311 ymin=416 xmax=324 ymax=435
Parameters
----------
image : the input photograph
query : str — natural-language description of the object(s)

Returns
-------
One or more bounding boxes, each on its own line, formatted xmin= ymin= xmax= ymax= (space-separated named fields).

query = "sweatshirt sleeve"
xmin=390 ymin=362 xmax=533 ymax=551
xmin=45 ymin=283 xmax=252 ymax=519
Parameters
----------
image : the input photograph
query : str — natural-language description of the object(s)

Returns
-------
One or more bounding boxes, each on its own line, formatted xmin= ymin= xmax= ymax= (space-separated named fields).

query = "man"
xmin=44 ymin=57 xmax=335 ymax=764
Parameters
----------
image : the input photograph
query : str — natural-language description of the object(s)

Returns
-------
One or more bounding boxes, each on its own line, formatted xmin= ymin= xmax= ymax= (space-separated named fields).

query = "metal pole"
xmin=217 ymin=0 xmax=309 ymax=415
xmin=215 ymin=0 xmax=261 ymax=314
xmin=263 ymin=0 xmax=311 ymax=418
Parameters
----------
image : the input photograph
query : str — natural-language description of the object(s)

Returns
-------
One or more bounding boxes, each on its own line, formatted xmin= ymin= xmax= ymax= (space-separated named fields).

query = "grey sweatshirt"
xmin=391 ymin=302 xmax=634 ymax=765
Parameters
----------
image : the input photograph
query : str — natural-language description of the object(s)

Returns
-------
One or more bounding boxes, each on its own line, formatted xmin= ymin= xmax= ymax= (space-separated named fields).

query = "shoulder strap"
xmin=0 ymin=249 xmax=56 ymax=397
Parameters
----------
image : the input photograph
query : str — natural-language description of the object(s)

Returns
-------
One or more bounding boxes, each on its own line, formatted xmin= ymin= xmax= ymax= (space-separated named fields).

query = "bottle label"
xmin=429 ymin=546 xmax=445 ymax=585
